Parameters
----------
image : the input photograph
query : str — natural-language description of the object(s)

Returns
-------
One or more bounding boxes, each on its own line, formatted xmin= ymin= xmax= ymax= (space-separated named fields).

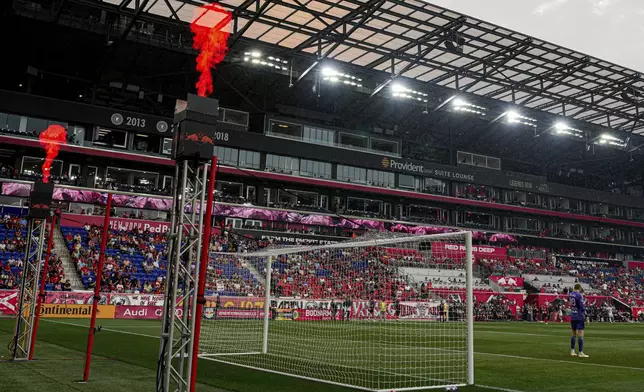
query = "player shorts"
xmin=570 ymin=320 xmax=585 ymax=331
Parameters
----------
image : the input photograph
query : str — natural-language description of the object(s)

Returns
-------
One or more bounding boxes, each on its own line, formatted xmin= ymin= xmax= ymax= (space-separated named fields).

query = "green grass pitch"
xmin=0 ymin=318 xmax=642 ymax=392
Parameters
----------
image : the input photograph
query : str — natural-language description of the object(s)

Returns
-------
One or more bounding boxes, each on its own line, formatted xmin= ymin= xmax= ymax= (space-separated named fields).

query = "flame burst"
xmin=39 ymin=125 xmax=67 ymax=183
xmin=190 ymin=3 xmax=232 ymax=97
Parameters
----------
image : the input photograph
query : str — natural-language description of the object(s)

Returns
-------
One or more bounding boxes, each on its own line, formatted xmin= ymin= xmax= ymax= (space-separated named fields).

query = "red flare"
xmin=190 ymin=3 xmax=232 ymax=97
xmin=39 ymin=124 xmax=67 ymax=183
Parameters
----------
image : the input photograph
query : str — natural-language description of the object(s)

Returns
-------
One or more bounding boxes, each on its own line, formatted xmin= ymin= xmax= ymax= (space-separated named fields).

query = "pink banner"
xmin=627 ymin=261 xmax=644 ymax=271
xmin=431 ymin=242 xmax=507 ymax=259
xmin=489 ymin=276 xmax=524 ymax=287
xmin=0 ymin=290 xmax=18 ymax=315
xmin=60 ymin=213 xmax=171 ymax=233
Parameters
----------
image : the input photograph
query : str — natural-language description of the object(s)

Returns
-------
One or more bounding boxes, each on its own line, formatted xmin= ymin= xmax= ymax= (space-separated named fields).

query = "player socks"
xmin=578 ymin=337 xmax=584 ymax=352
xmin=570 ymin=336 xmax=576 ymax=350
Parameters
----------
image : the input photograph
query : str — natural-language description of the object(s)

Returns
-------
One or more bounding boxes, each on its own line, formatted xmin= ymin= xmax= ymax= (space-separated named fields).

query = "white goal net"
xmin=199 ymin=232 xmax=474 ymax=391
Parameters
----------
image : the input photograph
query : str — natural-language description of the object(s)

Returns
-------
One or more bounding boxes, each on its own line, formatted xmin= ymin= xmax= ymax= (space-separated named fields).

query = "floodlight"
xmin=321 ymin=67 xmax=362 ymax=87
xmin=506 ymin=111 xmax=536 ymax=128
xmin=391 ymin=84 xmax=428 ymax=102
xmin=553 ymin=122 xmax=584 ymax=139
xmin=452 ymin=98 xmax=486 ymax=115
xmin=244 ymin=51 xmax=288 ymax=70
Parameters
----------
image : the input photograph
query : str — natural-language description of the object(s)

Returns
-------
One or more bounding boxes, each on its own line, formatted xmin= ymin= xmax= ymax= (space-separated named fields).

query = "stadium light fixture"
xmin=391 ymin=83 xmax=428 ymax=102
xmin=553 ymin=122 xmax=584 ymax=139
xmin=243 ymin=51 xmax=288 ymax=70
xmin=320 ymin=67 xmax=362 ymax=87
xmin=598 ymin=133 xmax=627 ymax=147
xmin=506 ymin=111 xmax=536 ymax=128
xmin=452 ymin=98 xmax=486 ymax=116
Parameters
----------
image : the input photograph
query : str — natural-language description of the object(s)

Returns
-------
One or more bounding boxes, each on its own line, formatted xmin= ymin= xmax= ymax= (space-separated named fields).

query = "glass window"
xmin=269 ymin=120 xmax=303 ymax=139
xmin=300 ymin=159 xmax=331 ymax=179
xmin=338 ymin=133 xmax=368 ymax=149
xmin=132 ymin=133 xmax=161 ymax=154
xmin=337 ymin=165 xmax=366 ymax=184
xmin=162 ymin=138 xmax=173 ymax=155
xmin=132 ymin=170 xmax=159 ymax=189
xmin=303 ymin=126 xmax=334 ymax=145
xmin=105 ymin=167 xmax=131 ymax=187
xmin=367 ymin=169 xmax=394 ymax=188
xmin=399 ymin=174 xmax=415 ymax=189
xmin=94 ymin=128 xmax=127 ymax=148
xmin=214 ymin=146 xmax=239 ymax=166
xmin=238 ymin=150 xmax=260 ymax=169
xmin=222 ymin=108 xmax=249 ymax=127
xmin=25 ymin=117 xmax=48 ymax=135
xmin=6 ymin=114 xmax=21 ymax=131
xmin=370 ymin=138 xmax=398 ymax=154
xmin=472 ymin=154 xmax=486 ymax=167
xmin=21 ymin=156 xmax=63 ymax=178
xmin=266 ymin=154 xmax=299 ymax=174
xmin=423 ymin=177 xmax=446 ymax=195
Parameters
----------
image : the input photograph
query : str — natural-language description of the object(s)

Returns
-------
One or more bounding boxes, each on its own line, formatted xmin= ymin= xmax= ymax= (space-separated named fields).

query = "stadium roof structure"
xmin=101 ymin=0 xmax=644 ymax=135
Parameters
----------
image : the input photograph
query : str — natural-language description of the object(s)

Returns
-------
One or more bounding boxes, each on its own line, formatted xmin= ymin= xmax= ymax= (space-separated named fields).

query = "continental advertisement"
xmin=40 ymin=304 xmax=116 ymax=319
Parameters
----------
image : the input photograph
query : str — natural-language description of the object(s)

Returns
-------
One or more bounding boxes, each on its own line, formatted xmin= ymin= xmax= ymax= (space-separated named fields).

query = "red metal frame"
xmin=189 ymin=156 xmax=217 ymax=392
xmin=82 ymin=193 xmax=113 ymax=382
xmin=28 ymin=213 xmax=57 ymax=360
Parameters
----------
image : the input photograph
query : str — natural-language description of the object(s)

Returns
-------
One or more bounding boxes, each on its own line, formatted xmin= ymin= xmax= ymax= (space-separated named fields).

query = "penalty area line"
xmin=43 ymin=319 xmax=159 ymax=339
xmin=478 ymin=385 xmax=527 ymax=392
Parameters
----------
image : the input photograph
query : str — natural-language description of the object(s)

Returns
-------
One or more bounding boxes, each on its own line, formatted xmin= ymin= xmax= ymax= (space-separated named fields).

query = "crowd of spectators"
xmin=66 ymin=225 xmax=168 ymax=293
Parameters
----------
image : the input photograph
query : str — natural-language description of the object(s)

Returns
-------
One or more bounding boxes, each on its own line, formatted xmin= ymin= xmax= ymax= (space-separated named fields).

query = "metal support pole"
xmin=158 ymin=159 xmax=209 ymax=392
xmin=83 ymin=193 xmax=113 ymax=382
xmin=189 ymin=156 xmax=217 ymax=392
xmin=12 ymin=218 xmax=46 ymax=361
xmin=262 ymin=255 xmax=273 ymax=354
xmin=29 ymin=213 xmax=57 ymax=360
xmin=465 ymin=231 xmax=474 ymax=386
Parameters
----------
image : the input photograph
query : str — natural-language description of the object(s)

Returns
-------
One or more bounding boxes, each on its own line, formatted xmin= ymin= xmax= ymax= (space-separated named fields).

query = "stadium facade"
xmin=1 ymin=87 xmax=643 ymax=259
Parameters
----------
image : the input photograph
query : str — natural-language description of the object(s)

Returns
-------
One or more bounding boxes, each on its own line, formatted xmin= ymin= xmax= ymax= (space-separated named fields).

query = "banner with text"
xmin=60 ymin=214 xmax=171 ymax=233
xmin=431 ymin=242 xmax=507 ymax=259
xmin=627 ymin=261 xmax=644 ymax=271
xmin=40 ymin=304 xmax=115 ymax=319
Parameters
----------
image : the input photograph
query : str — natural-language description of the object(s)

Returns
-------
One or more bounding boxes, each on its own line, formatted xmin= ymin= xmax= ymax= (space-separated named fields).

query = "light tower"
xmin=157 ymin=94 xmax=218 ymax=392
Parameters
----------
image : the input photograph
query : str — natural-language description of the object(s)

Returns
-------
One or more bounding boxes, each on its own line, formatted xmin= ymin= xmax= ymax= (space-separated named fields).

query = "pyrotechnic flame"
xmin=190 ymin=3 xmax=232 ymax=97
xmin=39 ymin=125 xmax=67 ymax=183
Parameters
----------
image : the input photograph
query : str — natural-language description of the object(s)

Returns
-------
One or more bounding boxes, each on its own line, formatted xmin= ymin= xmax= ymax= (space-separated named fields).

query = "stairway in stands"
xmin=52 ymin=229 xmax=84 ymax=290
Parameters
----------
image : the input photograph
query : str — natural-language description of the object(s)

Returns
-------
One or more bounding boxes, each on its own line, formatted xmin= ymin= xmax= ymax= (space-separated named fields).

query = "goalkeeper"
xmin=569 ymin=284 xmax=589 ymax=358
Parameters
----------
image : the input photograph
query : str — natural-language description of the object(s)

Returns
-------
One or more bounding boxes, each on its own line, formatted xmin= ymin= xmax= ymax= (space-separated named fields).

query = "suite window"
xmin=266 ymin=154 xmax=299 ymax=174
xmin=238 ymin=150 xmax=260 ymax=169
xmin=424 ymin=177 xmax=446 ymax=195
xmin=0 ymin=113 xmax=22 ymax=131
xmin=94 ymin=128 xmax=127 ymax=148
xmin=21 ymin=156 xmax=62 ymax=178
xmin=398 ymin=174 xmax=415 ymax=190
xmin=300 ymin=159 xmax=331 ymax=179
xmin=132 ymin=133 xmax=161 ymax=154
xmin=105 ymin=167 xmax=131 ymax=186
xmin=162 ymin=138 xmax=173 ymax=155
xmin=132 ymin=170 xmax=159 ymax=189
xmin=222 ymin=108 xmax=249 ymax=127
xmin=269 ymin=120 xmax=303 ymax=139
xmin=214 ymin=146 xmax=239 ymax=166
xmin=337 ymin=165 xmax=366 ymax=184
xmin=367 ymin=169 xmax=394 ymax=188
xmin=25 ymin=117 xmax=48 ymax=135
xmin=217 ymin=181 xmax=243 ymax=197
xmin=338 ymin=133 xmax=368 ymax=150
xmin=303 ymin=126 xmax=334 ymax=145
xmin=347 ymin=197 xmax=382 ymax=214
xmin=370 ymin=138 xmax=398 ymax=154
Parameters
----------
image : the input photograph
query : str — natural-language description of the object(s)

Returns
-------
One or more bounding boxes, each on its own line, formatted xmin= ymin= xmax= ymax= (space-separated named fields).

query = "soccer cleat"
xmin=570 ymin=351 xmax=577 ymax=357
xmin=578 ymin=352 xmax=589 ymax=358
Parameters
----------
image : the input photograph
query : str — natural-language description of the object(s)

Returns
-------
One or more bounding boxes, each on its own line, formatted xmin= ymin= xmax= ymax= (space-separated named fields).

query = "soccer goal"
xmin=199 ymin=232 xmax=474 ymax=391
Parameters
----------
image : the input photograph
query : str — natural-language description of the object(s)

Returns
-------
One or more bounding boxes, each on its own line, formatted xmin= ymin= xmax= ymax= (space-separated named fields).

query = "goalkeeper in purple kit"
xmin=569 ymin=284 xmax=589 ymax=358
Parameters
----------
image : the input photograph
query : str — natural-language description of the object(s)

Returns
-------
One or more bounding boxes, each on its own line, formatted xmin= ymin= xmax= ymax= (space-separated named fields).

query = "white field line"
xmin=43 ymin=319 xmax=644 ymax=372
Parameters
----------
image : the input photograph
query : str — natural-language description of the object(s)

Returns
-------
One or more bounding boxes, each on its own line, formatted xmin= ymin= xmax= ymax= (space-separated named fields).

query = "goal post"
xmin=199 ymin=231 xmax=474 ymax=391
